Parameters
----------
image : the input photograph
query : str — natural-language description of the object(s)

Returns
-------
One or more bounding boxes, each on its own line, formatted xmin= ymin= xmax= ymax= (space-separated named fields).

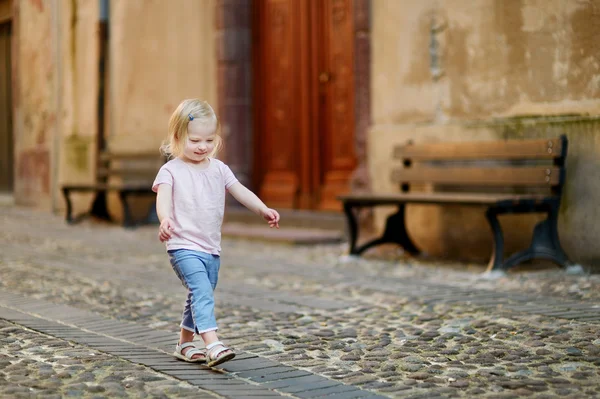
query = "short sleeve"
xmin=152 ymin=165 xmax=173 ymax=192
xmin=221 ymin=162 xmax=238 ymax=189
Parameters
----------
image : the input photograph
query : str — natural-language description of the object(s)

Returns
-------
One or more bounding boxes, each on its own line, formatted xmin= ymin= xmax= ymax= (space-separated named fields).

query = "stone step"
xmin=222 ymin=222 xmax=345 ymax=245
xmin=224 ymin=206 xmax=346 ymax=231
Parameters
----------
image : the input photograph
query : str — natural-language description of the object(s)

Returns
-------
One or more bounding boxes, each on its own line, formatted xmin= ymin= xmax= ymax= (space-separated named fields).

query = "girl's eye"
xmin=207 ymin=140 xmax=214 ymax=143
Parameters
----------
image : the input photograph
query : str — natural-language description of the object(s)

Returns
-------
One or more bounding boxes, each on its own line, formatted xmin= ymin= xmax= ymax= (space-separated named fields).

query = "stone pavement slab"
xmin=0 ymin=319 xmax=220 ymax=399
xmin=0 ymin=288 xmax=386 ymax=399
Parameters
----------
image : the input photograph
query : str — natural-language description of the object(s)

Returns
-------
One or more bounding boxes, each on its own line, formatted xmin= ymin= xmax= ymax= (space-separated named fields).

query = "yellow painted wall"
xmin=57 ymin=0 xmax=100 ymax=215
xmin=440 ymin=0 xmax=600 ymax=119
xmin=14 ymin=0 xmax=99 ymax=212
xmin=370 ymin=0 xmax=600 ymax=268
xmin=12 ymin=0 xmax=56 ymax=209
xmin=103 ymin=0 xmax=217 ymax=221
xmin=373 ymin=0 xmax=600 ymax=125
xmin=14 ymin=0 xmax=217 ymax=218
xmin=108 ymin=0 xmax=217 ymax=152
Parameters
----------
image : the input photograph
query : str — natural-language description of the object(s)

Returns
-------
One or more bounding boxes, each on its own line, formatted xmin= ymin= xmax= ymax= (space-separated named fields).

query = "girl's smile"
xmin=183 ymin=120 xmax=217 ymax=164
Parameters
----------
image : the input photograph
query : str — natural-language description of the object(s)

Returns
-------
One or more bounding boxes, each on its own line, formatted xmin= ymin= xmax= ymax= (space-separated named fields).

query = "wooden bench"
xmin=62 ymin=152 xmax=164 ymax=228
xmin=338 ymin=135 xmax=572 ymax=272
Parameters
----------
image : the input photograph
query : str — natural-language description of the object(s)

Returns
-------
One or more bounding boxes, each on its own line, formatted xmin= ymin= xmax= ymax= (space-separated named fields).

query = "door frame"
xmin=215 ymin=0 xmax=371 ymax=207
xmin=0 ymin=1 xmax=13 ymax=193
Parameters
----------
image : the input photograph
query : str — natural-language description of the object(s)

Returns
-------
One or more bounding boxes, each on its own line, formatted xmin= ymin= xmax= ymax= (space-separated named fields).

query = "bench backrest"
xmin=392 ymin=135 xmax=568 ymax=195
xmin=97 ymin=152 xmax=165 ymax=185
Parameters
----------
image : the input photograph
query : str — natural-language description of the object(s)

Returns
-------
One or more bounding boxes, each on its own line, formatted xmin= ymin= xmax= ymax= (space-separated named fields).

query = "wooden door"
xmin=253 ymin=0 xmax=356 ymax=210
xmin=0 ymin=22 xmax=13 ymax=192
xmin=315 ymin=0 xmax=356 ymax=210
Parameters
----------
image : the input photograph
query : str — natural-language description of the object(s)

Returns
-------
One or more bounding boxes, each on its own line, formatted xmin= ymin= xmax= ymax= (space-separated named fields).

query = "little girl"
xmin=152 ymin=99 xmax=280 ymax=367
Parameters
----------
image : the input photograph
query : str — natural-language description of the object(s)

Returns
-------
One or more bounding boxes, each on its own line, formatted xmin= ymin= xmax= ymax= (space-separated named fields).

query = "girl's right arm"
xmin=156 ymin=184 xmax=175 ymax=242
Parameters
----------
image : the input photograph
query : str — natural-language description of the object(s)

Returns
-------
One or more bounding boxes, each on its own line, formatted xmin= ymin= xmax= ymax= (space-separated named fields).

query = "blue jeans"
xmin=168 ymin=249 xmax=220 ymax=334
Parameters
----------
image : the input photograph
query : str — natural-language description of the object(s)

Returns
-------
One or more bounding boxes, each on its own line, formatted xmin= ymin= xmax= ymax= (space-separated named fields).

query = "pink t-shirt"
xmin=152 ymin=157 xmax=238 ymax=254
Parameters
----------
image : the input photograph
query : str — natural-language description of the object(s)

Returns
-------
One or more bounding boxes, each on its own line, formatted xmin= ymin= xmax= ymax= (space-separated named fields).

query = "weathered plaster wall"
xmin=371 ymin=0 xmax=600 ymax=269
xmin=13 ymin=0 xmax=99 ymax=212
xmin=103 ymin=0 xmax=216 ymax=220
xmin=57 ymin=0 xmax=99 ymax=214
xmin=372 ymin=0 xmax=439 ymax=125
xmin=13 ymin=0 xmax=56 ymax=209
xmin=108 ymin=0 xmax=216 ymax=152
xmin=441 ymin=0 xmax=600 ymax=119
xmin=14 ymin=0 xmax=217 ymax=218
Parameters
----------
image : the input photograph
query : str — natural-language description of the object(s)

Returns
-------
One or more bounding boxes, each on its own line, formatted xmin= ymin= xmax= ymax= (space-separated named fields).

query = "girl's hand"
xmin=262 ymin=208 xmax=280 ymax=229
xmin=159 ymin=217 xmax=175 ymax=242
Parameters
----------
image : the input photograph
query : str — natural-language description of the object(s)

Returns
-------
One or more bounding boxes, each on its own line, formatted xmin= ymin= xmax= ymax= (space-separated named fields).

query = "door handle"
xmin=318 ymin=72 xmax=331 ymax=83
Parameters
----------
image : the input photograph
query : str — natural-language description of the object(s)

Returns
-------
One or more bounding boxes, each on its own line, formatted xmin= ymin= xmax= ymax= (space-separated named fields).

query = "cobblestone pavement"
xmin=1 ymin=205 xmax=600 ymax=398
xmin=0 ymin=320 xmax=219 ymax=399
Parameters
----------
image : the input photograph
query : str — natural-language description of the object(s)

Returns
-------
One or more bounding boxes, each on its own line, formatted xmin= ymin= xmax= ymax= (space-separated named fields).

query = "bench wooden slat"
xmin=99 ymin=152 xmax=162 ymax=162
xmin=63 ymin=183 xmax=152 ymax=191
xmin=394 ymin=138 xmax=563 ymax=161
xmin=338 ymin=192 xmax=554 ymax=206
xmin=97 ymin=167 xmax=159 ymax=179
xmin=392 ymin=166 xmax=560 ymax=186
xmin=62 ymin=150 xmax=163 ymax=228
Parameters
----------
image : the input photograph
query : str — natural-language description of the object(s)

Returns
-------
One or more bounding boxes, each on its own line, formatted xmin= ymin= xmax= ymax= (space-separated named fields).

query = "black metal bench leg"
xmin=502 ymin=205 xmax=571 ymax=270
xmin=354 ymin=205 xmax=420 ymax=256
xmin=119 ymin=191 xmax=136 ymax=228
xmin=144 ymin=199 xmax=159 ymax=225
xmin=62 ymin=188 xmax=75 ymax=224
xmin=343 ymin=203 xmax=360 ymax=255
xmin=485 ymin=207 xmax=505 ymax=272
xmin=63 ymin=188 xmax=111 ymax=224
xmin=89 ymin=190 xmax=112 ymax=222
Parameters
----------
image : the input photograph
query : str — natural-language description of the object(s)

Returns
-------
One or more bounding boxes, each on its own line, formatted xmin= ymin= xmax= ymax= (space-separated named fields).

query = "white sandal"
xmin=206 ymin=341 xmax=235 ymax=367
xmin=173 ymin=342 xmax=206 ymax=363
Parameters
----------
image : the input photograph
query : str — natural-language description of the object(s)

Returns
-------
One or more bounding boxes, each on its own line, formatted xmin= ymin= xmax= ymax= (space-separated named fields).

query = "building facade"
xmin=3 ymin=0 xmax=600 ymax=268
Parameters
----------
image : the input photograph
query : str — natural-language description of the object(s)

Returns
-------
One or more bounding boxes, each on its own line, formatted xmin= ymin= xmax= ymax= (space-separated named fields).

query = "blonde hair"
xmin=160 ymin=99 xmax=223 ymax=159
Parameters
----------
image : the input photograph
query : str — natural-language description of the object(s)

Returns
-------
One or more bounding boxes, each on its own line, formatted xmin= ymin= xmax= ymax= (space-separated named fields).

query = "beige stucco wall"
xmin=373 ymin=0 xmax=600 ymax=125
xmin=370 ymin=0 xmax=600 ymax=269
xmin=14 ymin=0 xmax=217 ymax=217
xmin=102 ymin=0 xmax=217 ymax=220
xmin=108 ymin=0 xmax=217 ymax=153
xmin=12 ymin=0 xmax=57 ymax=210
xmin=57 ymin=0 xmax=100 ymax=215
xmin=14 ymin=0 xmax=105 ymax=213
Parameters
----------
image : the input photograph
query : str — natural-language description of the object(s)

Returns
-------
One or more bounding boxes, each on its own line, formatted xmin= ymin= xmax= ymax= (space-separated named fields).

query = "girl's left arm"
xmin=228 ymin=182 xmax=280 ymax=228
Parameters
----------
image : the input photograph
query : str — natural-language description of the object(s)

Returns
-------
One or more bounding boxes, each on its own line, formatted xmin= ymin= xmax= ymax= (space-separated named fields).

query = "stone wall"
xmin=370 ymin=0 xmax=600 ymax=269
xmin=215 ymin=0 xmax=252 ymax=188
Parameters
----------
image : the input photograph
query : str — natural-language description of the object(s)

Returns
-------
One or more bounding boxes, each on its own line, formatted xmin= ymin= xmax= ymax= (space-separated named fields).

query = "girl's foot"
xmin=174 ymin=342 xmax=206 ymax=363
xmin=206 ymin=341 xmax=235 ymax=367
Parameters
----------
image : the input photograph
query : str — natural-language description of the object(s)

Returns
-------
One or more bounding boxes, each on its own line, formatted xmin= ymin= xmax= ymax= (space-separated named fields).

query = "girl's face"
xmin=182 ymin=120 xmax=217 ymax=164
